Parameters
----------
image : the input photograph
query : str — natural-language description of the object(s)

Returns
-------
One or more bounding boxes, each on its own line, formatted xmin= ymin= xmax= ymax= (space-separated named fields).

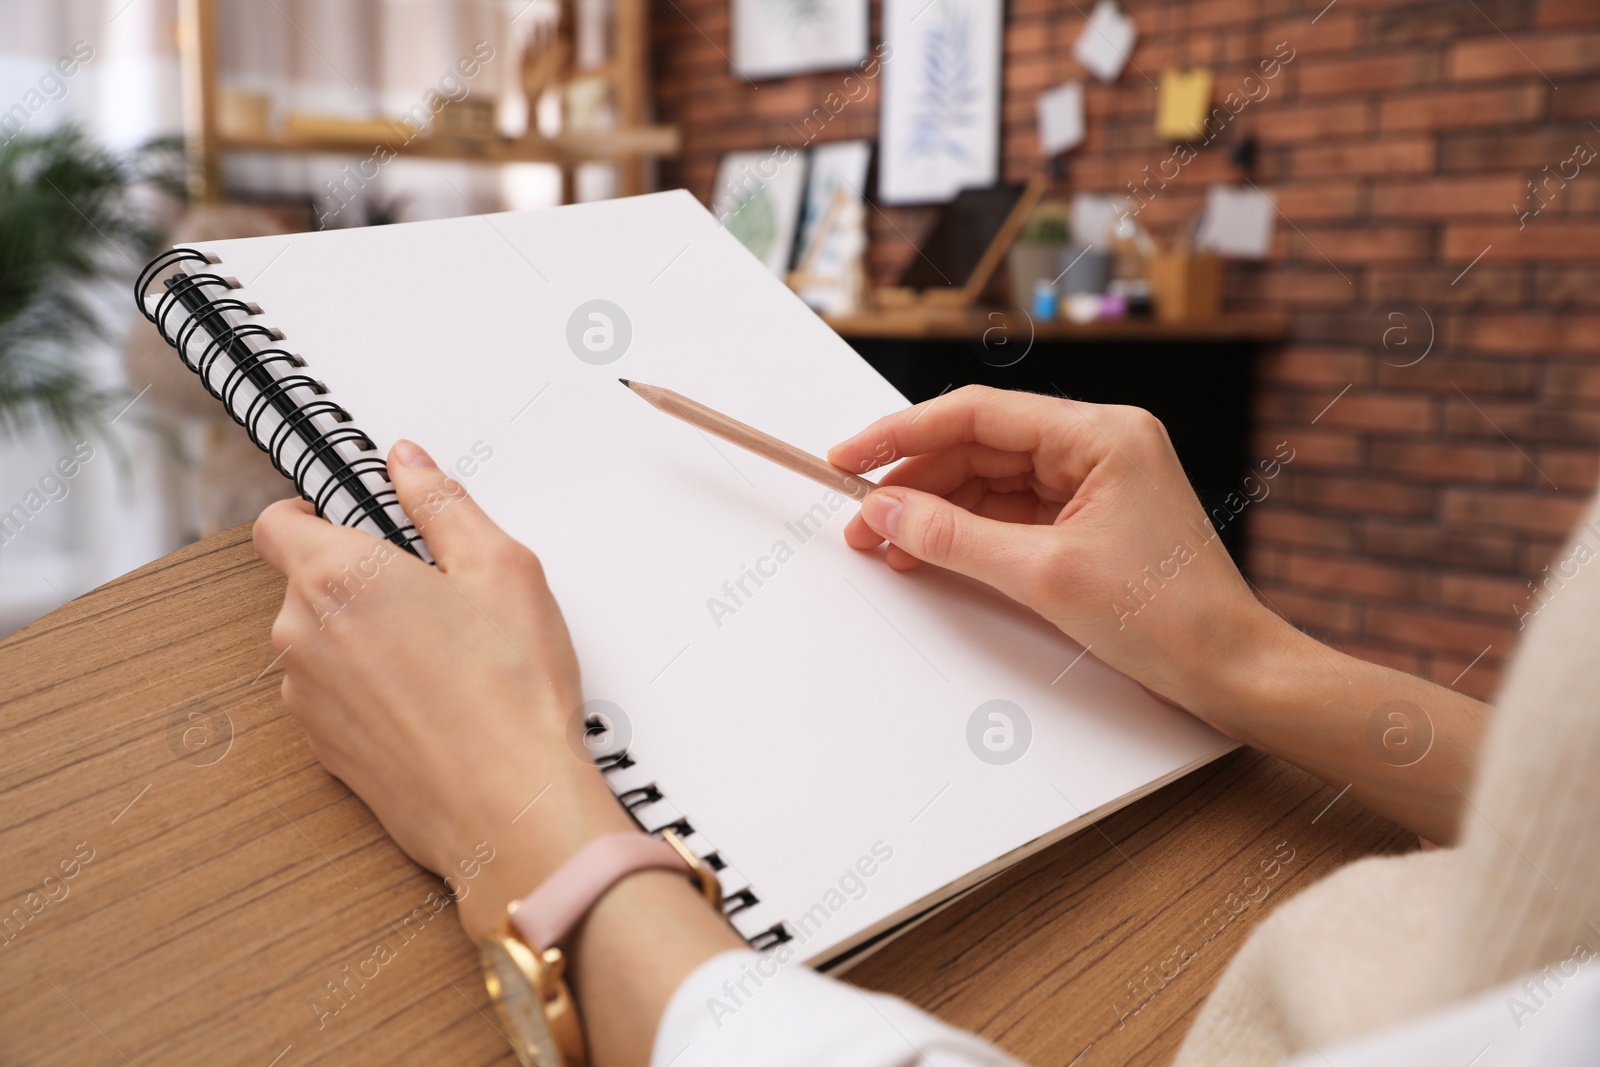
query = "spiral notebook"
xmin=137 ymin=190 xmax=1232 ymax=968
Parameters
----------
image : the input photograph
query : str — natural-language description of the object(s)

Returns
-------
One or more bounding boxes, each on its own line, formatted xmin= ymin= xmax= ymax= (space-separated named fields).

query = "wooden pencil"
xmin=619 ymin=379 xmax=878 ymax=502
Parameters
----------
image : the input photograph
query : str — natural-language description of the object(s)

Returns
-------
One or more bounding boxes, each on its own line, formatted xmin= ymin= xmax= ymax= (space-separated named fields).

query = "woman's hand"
xmin=830 ymin=386 xmax=1490 ymax=844
xmin=829 ymin=385 xmax=1280 ymax=719
xmin=252 ymin=440 xmax=635 ymax=940
xmin=255 ymin=441 xmax=743 ymax=1066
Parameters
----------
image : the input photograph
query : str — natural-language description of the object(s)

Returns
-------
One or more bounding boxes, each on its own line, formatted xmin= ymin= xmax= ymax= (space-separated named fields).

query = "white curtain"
xmin=0 ymin=0 xmax=567 ymax=637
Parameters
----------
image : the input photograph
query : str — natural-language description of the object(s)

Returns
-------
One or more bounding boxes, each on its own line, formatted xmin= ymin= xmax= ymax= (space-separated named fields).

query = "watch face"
xmin=481 ymin=938 xmax=565 ymax=1067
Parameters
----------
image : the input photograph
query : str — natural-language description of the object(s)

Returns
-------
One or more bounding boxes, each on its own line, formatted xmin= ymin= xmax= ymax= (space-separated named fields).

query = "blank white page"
xmin=185 ymin=190 xmax=1232 ymax=963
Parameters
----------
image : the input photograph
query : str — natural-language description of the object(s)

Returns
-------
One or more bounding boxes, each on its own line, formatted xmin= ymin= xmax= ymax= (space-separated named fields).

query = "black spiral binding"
xmin=136 ymin=248 xmax=423 ymax=557
xmin=139 ymin=248 xmax=793 ymax=951
xmin=583 ymin=712 xmax=793 ymax=950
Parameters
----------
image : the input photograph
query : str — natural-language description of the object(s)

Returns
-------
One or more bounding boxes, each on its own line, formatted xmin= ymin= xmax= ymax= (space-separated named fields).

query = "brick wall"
xmin=649 ymin=0 xmax=1600 ymax=700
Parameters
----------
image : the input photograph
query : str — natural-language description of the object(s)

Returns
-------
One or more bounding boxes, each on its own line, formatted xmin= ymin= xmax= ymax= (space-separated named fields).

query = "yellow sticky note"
xmin=1156 ymin=68 xmax=1214 ymax=140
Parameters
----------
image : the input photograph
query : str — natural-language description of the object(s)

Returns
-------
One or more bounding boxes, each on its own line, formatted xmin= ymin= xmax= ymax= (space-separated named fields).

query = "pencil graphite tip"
xmin=618 ymin=378 xmax=632 ymax=387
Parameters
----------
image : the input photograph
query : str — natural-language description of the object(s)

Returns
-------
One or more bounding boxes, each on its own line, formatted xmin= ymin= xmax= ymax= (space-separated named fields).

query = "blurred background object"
xmin=4 ymin=0 xmax=1600 ymax=708
xmin=0 ymin=0 xmax=674 ymax=638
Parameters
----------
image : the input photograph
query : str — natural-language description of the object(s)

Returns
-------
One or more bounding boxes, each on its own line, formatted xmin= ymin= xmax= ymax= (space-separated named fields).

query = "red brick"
xmin=1449 ymin=31 xmax=1600 ymax=81
xmin=1127 ymin=190 xmax=1208 ymax=230
xmin=1441 ymin=488 xmax=1590 ymax=536
xmin=1365 ymin=605 xmax=1514 ymax=658
xmin=1253 ymin=509 xmax=1360 ymax=552
xmin=1257 ymin=101 xmax=1372 ymax=143
xmin=1443 ymin=398 xmax=1600 ymax=447
xmin=1550 ymin=78 xmax=1600 ymax=119
xmin=1521 ymin=534 xmax=1581 ymax=575
xmin=1443 ymin=223 xmax=1600 ymax=263
xmin=1536 ymin=447 xmax=1600 ymax=488
xmin=1188 ymin=0 xmax=1272 ymax=29
xmin=1265 ymin=12 xmax=1362 ymax=55
xmin=1370 ymin=2 xmax=1529 ymax=46
xmin=1370 ymin=441 xmax=1529 ymax=484
xmin=1364 ymin=264 xmax=1523 ymax=306
xmin=1533 ymin=266 xmax=1600 ymax=308
xmin=1456 ymin=313 xmax=1600 ymax=354
xmin=1546 ymin=363 xmax=1600 ymax=399
xmin=1007 ymin=55 xmax=1059 ymax=93
xmin=1381 ymin=84 xmax=1546 ymax=131
xmin=1284 ymin=551 xmax=1437 ymax=600
xmin=1260 ymin=428 xmax=1365 ymax=470
xmin=1292 ymin=137 xmax=1435 ymax=177
xmin=1299 ymin=54 xmax=1440 ymax=96
xmin=1540 ymin=0 xmax=1600 ymax=28
xmin=1258 ymin=347 xmax=1371 ymax=387
xmin=1303 ymin=390 xmax=1437 ymax=434
xmin=1373 ymin=356 xmax=1538 ymax=397
xmin=1286 ymin=473 xmax=1436 ymax=517
xmin=1237 ymin=269 xmax=1360 ymax=306
xmin=1440 ymin=130 xmax=1599 ymax=170
xmin=1361 ymin=519 xmax=1521 ymax=570
xmin=1276 ymin=181 xmax=1365 ymax=220
xmin=1369 ymin=175 xmax=1530 ymax=217
xmin=1289 ymin=226 xmax=1434 ymax=264
xmin=1439 ymin=572 xmax=1534 ymax=617
xmin=1561 ymin=177 xmax=1600 ymax=214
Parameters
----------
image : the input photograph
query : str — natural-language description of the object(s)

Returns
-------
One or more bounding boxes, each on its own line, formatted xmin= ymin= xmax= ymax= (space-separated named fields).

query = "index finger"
xmin=252 ymin=497 xmax=374 ymax=577
xmin=827 ymin=385 xmax=1107 ymax=476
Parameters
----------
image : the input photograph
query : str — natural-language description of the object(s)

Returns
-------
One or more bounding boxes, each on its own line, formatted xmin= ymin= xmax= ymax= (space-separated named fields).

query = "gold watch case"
xmin=480 ymin=933 xmax=587 ymax=1067
xmin=477 ymin=830 xmax=720 ymax=1067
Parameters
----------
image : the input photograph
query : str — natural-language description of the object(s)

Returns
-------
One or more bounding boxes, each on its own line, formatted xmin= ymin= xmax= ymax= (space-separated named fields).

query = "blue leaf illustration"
xmin=762 ymin=0 xmax=830 ymax=30
xmin=904 ymin=0 xmax=979 ymax=165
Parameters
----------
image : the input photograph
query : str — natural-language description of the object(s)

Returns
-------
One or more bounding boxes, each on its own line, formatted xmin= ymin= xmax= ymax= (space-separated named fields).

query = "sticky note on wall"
xmin=1038 ymin=81 xmax=1085 ymax=156
xmin=1073 ymin=0 xmax=1137 ymax=83
xmin=1156 ymin=68 xmax=1213 ymax=140
xmin=1195 ymin=184 xmax=1276 ymax=259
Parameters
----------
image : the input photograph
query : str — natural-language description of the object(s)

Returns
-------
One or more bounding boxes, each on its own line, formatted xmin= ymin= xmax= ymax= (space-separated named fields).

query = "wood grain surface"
xmin=0 ymin=524 xmax=1411 ymax=1066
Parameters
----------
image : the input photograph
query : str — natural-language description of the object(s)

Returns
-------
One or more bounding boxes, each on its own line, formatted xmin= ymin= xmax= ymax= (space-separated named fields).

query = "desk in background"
xmin=826 ymin=311 xmax=1290 ymax=554
xmin=0 ymin=522 xmax=1402 ymax=1066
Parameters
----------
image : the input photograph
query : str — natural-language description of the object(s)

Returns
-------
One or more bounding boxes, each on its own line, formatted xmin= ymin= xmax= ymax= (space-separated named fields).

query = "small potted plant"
xmin=1006 ymin=204 xmax=1070 ymax=309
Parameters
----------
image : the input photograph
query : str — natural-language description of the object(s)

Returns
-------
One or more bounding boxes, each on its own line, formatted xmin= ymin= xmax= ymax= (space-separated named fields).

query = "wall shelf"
xmin=215 ymin=127 xmax=681 ymax=167
xmin=177 ymin=0 xmax=674 ymax=202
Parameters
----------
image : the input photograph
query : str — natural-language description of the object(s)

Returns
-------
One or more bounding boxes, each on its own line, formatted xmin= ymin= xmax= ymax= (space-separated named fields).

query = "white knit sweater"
xmin=1173 ymin=491 xmax=1600 ymax=1063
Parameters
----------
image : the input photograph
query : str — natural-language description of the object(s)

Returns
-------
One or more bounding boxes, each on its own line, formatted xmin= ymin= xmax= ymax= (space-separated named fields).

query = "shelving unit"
xmin=175 ymin=0 xmax=678 ymax=203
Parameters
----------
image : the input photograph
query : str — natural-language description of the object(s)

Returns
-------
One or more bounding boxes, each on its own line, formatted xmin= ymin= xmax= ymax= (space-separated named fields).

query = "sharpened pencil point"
xmin=618 ymin=378 xmax=632 ymax=387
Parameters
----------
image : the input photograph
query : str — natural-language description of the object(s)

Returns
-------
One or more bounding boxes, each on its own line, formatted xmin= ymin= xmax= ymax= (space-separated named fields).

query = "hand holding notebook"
xmin=132 ymin=189 xmax=1496 ymax=1067
xmin=137 ymin=191 xmax=1234 ymax=968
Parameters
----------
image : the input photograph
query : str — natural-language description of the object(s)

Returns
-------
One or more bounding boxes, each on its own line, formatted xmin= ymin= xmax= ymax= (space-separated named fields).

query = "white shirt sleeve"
xmin=651 ymin=949 xmax=1026 ymax=1067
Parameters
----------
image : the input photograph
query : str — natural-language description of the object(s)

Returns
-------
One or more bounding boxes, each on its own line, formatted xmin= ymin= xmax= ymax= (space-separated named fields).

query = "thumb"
xmin=387 ymin=440 xmax=506 ymax=571
xmin=859 ymin=487 xmax=1052 ymax=602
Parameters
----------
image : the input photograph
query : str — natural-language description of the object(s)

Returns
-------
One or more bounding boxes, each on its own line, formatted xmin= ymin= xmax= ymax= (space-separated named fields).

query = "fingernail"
xmin=861 ymin=491 xmax=902 ymax=540
xmin=391 ymin=440 xmax=437 ymax=469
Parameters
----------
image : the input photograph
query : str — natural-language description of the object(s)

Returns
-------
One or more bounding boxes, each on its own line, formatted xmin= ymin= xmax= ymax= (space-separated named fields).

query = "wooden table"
xmin=0 ymin=525 xmax=1411 ymax=1066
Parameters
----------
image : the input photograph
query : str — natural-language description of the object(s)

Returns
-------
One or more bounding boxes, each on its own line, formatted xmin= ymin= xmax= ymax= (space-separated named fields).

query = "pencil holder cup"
xmin=1148 ymin=251 xmax=1221 ymax=322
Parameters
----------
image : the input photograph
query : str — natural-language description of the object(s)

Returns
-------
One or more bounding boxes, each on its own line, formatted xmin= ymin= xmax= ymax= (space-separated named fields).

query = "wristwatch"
xmin=479 ymin=829 xmax=722 ymax=1067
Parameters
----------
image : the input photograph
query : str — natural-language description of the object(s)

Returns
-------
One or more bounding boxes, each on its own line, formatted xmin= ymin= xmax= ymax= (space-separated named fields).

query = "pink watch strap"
xmin=509 ymin=833 xmax=692 ymax=951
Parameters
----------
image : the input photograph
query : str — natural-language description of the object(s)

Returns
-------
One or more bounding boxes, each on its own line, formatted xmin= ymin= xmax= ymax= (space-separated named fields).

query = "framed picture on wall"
xmin=711 ymin=149 xmax=810 ymax=276
xmin=732 ymin=0 xmax=868 ymax=79
xmin=877 ymin=0 xmax=1003 ymax=205
xmin=794 ymin=140 xmax=871 ymax=266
